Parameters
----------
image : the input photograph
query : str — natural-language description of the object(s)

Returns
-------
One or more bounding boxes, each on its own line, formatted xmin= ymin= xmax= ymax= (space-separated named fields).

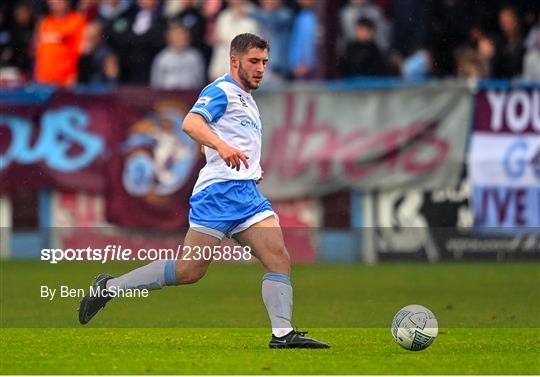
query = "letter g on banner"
xmin=503 ymin=139 xmax=528 ymax=179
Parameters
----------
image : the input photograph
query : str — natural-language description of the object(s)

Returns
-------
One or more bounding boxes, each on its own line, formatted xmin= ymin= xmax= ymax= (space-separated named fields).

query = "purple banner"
xmin=0 ymin=92 xmax=113 ymax=192
xmin=469 ymin=89 xmax=540 ymax=233
xmin=105 ymin=87 xmax=202 ymax=229
xmin=1 ymin=88 xmax=203 ymax=229
xmin=474 ymin=89 xmax=540 ymax=134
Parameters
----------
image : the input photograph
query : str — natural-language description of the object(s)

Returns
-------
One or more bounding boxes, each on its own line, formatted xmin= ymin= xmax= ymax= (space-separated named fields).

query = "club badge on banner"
xmin=469 ymin=89 xmax=540 ymax=232
xmin=106 ymin=88 xmax=203 ymax=229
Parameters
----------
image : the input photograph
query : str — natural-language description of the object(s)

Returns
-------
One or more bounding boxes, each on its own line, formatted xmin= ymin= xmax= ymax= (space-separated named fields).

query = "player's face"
xmin=236 ymin=48 xmax=268 ymax=90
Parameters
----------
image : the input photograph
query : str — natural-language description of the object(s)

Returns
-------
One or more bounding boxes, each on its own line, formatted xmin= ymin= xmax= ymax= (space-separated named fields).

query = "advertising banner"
xmin=256 ymin=83 xmax=472 ymax=200
xmin=363 ymin=169 xmax=540 ymax=260
xmin=105 ymin=88 xmax=203 ymax=229
xmin=0 ymin=92 xmax=112 ymax=192
xmin=469 ymin=89 xmax=540 ymax=231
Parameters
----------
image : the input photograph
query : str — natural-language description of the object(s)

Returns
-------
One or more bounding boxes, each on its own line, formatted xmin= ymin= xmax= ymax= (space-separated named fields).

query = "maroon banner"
xmin=0 ymin=92 xmax=113 ymax=192
xmin=473 ymin=89 xmax=540 ymax=134
xmin=105 ymin=87 xmax=202 ymax=229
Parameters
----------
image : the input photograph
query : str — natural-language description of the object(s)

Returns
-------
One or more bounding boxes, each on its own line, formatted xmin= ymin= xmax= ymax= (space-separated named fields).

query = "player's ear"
xmin=231 ymin=54 xmax=239 ymax=69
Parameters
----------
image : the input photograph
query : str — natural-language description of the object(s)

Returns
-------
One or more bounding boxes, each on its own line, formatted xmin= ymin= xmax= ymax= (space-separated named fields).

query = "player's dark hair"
xmin=230 ymin=33 xmax=270 ymax=56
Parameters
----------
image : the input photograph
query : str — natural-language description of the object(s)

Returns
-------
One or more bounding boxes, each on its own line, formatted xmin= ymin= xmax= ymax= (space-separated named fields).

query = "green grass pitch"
xmin=1 ymin=261 xmax=539 ymax=374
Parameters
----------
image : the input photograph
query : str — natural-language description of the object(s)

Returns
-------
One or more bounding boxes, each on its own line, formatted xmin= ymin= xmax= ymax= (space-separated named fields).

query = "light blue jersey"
xmin=189 ymin=74 xmax=263 ymax=195
xmin=188 ymin=74 xmax=275 ymax=239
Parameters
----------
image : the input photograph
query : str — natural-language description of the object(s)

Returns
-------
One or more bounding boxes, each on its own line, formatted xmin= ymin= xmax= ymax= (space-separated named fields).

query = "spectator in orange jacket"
xmin=34 ymin=0 xmax=86 ymax=85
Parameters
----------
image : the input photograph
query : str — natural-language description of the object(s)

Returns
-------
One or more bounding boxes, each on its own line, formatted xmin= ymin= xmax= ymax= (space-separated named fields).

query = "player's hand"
xmin=216 ymin=142 xmax=249 ymax=171
xmin=256 ymin=170 xmax=264 ymax=184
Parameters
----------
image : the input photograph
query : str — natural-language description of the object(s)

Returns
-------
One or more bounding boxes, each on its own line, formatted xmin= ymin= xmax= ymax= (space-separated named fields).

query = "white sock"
xmin=262 ymin=272 xmax=294 ymax=337
xmin=106 ymin=260 xmax=177 ymax=291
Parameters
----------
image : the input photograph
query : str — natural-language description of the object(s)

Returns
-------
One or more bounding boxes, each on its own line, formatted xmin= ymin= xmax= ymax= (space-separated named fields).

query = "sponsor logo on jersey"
xmin=240 ymin=119 xmax=260 ymax=131
xmin=195 ymin=96 xmax=211 ymax=106
xmin=237 ymin=94 xmax=248 ymax=107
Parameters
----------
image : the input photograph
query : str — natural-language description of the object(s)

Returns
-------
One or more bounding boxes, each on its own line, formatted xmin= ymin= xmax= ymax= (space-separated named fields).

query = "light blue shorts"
xmin=189 ymin=180 xmax=276 ymax=240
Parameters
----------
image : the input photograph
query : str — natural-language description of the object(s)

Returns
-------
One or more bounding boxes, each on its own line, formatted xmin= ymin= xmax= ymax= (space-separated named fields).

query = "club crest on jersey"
xmin=196 ymin=96 xmax=211 ymax=106
xmin=237 ymin=94 xmax=248 ymax=107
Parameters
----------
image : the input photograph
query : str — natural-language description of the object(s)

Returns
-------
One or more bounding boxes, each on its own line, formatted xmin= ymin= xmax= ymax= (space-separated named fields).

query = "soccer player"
xmin=78 ymin=33 xmax=329 ymax=349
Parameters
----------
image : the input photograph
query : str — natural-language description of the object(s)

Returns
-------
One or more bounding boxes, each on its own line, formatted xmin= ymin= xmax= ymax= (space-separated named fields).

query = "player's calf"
xmin=77 ymin=260 xmax=179 ymax=324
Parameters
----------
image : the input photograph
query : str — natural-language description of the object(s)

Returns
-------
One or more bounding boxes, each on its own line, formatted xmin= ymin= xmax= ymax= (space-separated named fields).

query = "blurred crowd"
xmin=0 ymin=0 xmax=539 ymax=89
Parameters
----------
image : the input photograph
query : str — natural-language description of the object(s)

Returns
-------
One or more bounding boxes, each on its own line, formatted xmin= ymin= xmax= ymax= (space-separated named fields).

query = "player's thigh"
xmin=175 ymin=228 xmax=221 ymax=283
xmin=234 ymin=216 xmax=290 ymax=274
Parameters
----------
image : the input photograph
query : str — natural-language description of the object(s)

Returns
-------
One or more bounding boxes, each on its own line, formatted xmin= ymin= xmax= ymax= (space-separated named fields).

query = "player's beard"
xmin=238 ymin=62 xmax=261 ymax=90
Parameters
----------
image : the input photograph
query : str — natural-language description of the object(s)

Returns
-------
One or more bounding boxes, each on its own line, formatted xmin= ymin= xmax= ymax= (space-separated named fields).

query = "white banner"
xmin=469 ymin=89 xmax=540 ymax=230
xmin=256 ymin=83 xmax=472 ymax=200
xmin=469 ymin=134 xmax=540 ymax=187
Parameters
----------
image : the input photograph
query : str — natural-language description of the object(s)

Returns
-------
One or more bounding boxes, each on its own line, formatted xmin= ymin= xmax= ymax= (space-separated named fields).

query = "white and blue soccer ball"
xmin=391 ymin=304 xmax=438 ymax=351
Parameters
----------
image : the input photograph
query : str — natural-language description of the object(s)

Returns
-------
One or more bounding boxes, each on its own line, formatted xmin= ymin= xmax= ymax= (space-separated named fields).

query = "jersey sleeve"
xmin=189 ymin=84 xmax=228 ymax=123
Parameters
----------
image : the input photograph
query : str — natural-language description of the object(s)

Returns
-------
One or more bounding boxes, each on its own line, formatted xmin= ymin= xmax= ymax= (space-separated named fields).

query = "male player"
xmin=78 ymin=33 xmax=329 ymax=349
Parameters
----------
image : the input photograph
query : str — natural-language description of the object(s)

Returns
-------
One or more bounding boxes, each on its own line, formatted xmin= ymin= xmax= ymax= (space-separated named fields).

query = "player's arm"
xmin=182 ymin=113 xmax=249 ymax=171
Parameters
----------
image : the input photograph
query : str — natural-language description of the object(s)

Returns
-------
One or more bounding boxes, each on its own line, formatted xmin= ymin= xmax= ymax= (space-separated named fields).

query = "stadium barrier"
xmin=1 ymin=80 xmax=539 ymax=261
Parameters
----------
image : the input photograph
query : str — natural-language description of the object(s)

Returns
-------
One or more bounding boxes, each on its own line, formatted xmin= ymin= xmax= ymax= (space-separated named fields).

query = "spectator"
xmin=98 ymin=0 xmax=134 ymax=23
xmin=523 ymin=17 xmax=540 ymax=81
xmin=105 ymin=0 xmax=165 ymax=83
xmin=208 ymin=0 xmax=257 ymax=80
xmin=162 ymin=0 xmax=185 ymax=19
xmin=288 ymin=0 xmax=317 ymax=79
xmin=455 ymin=46 xmax=483 ymax=79
xmin=0 ymin=5 xmax=8 ymax=61
xmin=340 ymin=0 xmax=390 ymax=52
xmin=0 ymin=4 xmax=15 ymax=84
xmin=166 ymin=0 xmax=206 ymax=48
xmin=455 ymin=28 xmax=497 ymax=79
xmin=519 ymin=0 xmax=540 ymax=37
xmin=401 ymin=48 xmax=432 ymax=81
xmin=249 ymin=0 xmax=293 ymax=80
xmin=150 ymin=23 xmax=205 ymax=90
xmin=476 ymin=33 xmax=497 ymax=77
xmin=390 ymin=0 xmax=430 ymax=57
xmin=34 ymin=0 xmax=86 ymax=85
xmin=492 ymin=6 xmax=525 ymax=78
xmin=455 ymin=37 xmax=496 ymax=80
xmin=431 ymin=0 xmax=477 ymax=77
xmin=525 ymin=16 xmax=540 ymax=50
xmin=78 ymin=0 xmax=99 ymax=22
xmin=0 ymin=1 xmax=35 ymax=77
xmin=99 ymin=0 xmax=135 ymax=57
xmin=340 ymin=18 xmax=386 ymax=77
xmin=77 ymin=21 xmax=119 ymax=85
xmin=167 ymin=0 xmax=211 ymax=70
xmin=201 ymin=0 xmax=223 ymax=48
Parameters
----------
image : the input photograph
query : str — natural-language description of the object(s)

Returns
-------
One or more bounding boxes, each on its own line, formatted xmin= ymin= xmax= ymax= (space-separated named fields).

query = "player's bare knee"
xmin=263 ymin=245 xmax=290 ymax=273
xmin=175 ymin=261 xmax=208 ymax=284
xmin=278 ymin=246 xmax=291 ymax=266
xmin=179 ymin=268 xmax=206 ymax=284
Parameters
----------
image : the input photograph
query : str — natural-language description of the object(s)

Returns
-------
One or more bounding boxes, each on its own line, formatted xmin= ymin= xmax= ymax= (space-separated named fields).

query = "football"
xmin=391 ymin=304 xmax=438 ymax=351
